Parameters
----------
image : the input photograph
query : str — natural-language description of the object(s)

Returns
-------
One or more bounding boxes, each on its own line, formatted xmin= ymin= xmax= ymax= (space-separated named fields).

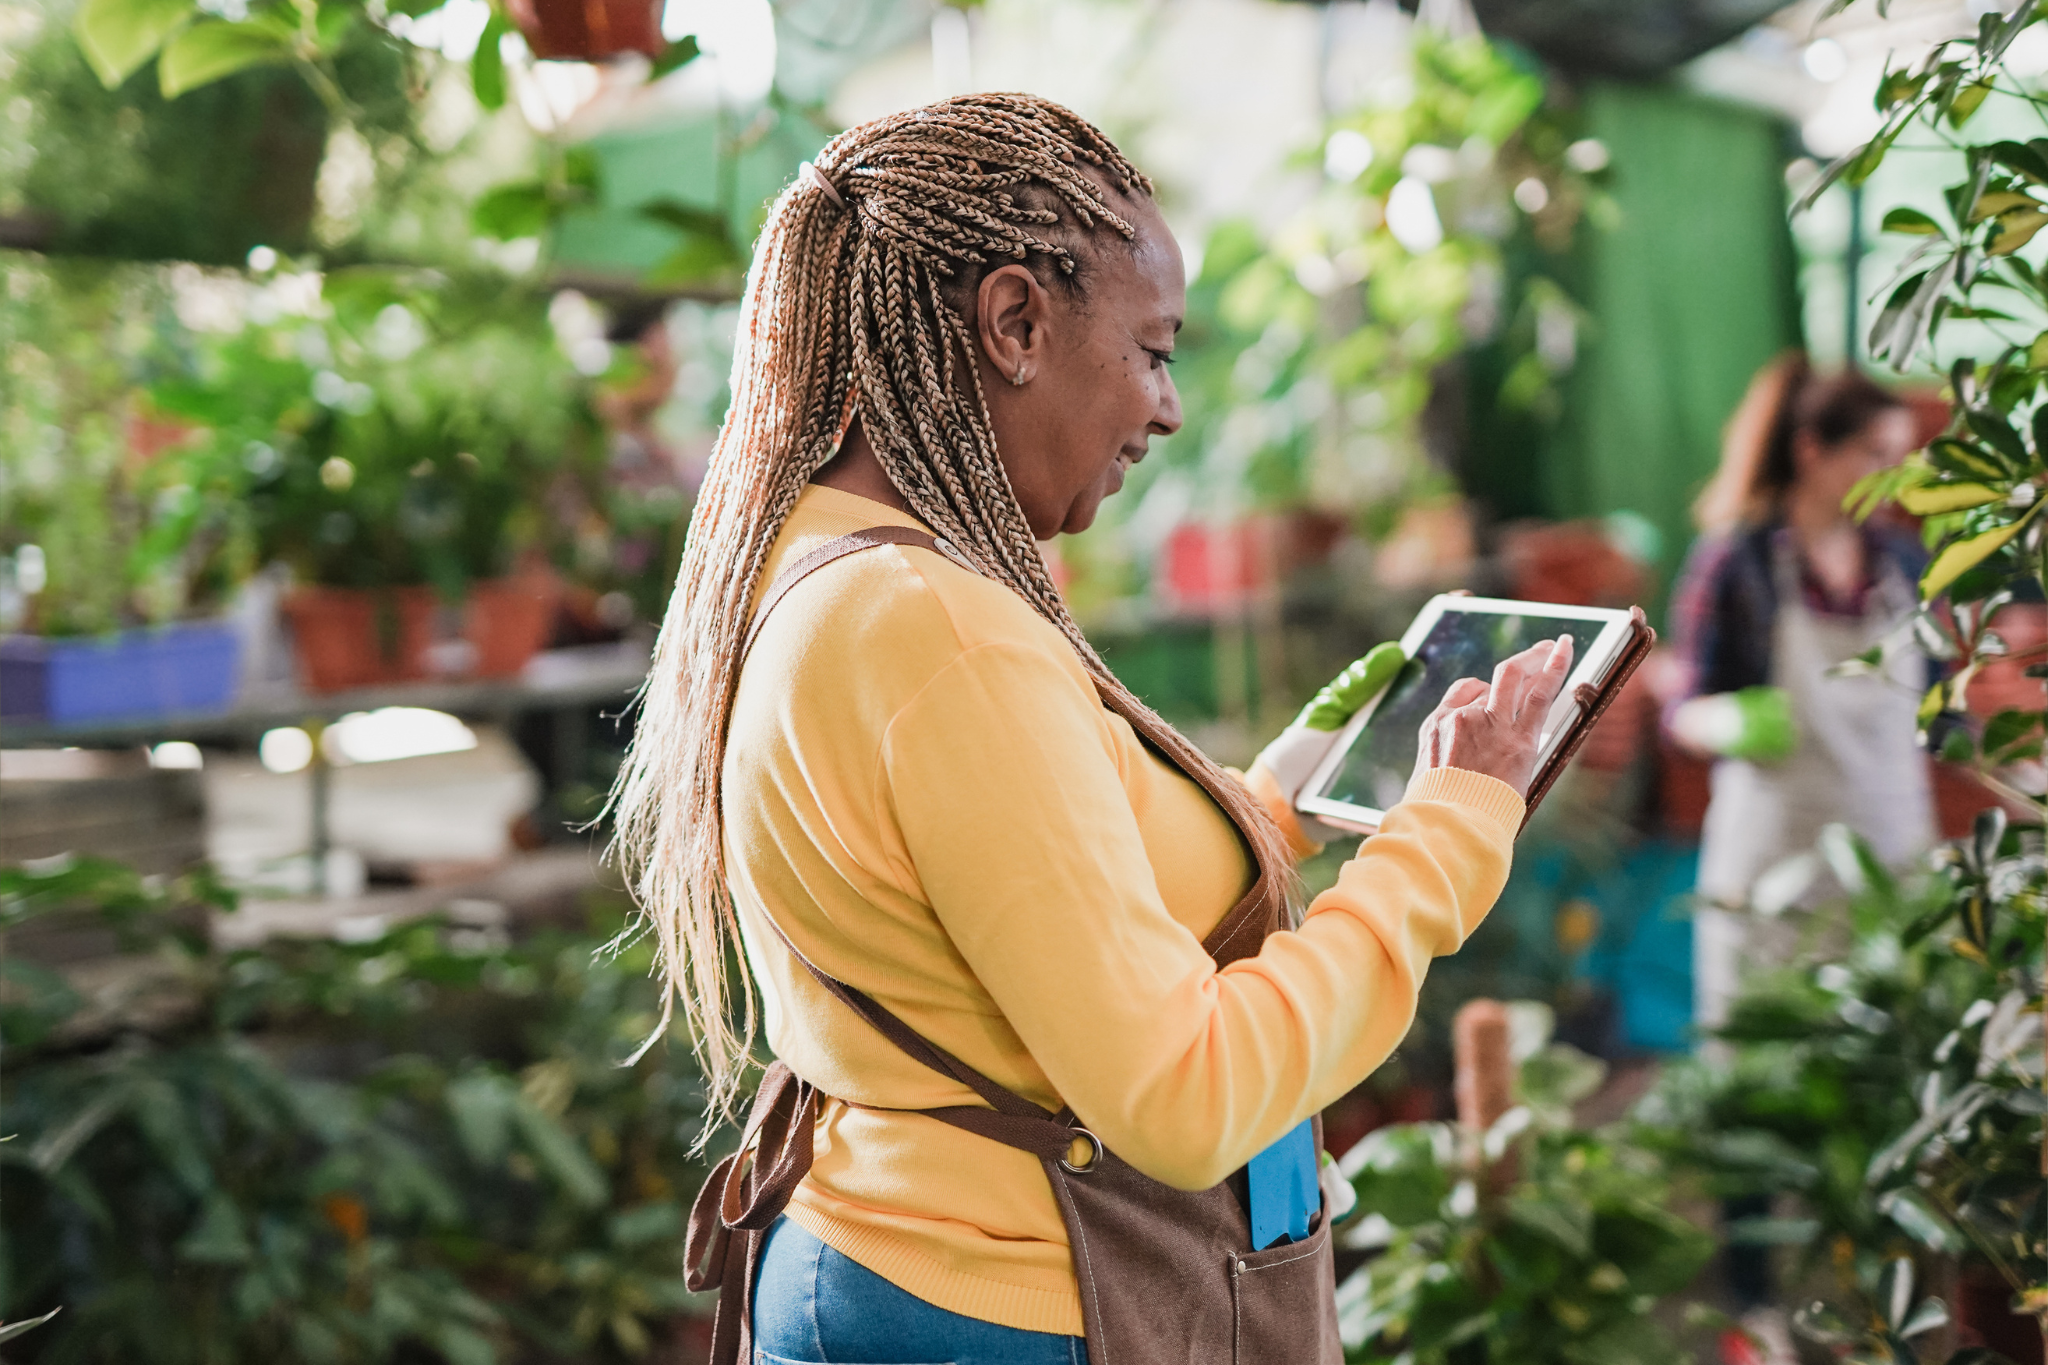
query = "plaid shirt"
xmin=1667 ymin=520 xmax=1931 ymax=705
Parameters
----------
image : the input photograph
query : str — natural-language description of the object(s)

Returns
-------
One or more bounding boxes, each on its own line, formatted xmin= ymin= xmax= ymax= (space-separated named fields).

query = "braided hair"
xmin=610 ymin=94 xmax=1300 ymax=1130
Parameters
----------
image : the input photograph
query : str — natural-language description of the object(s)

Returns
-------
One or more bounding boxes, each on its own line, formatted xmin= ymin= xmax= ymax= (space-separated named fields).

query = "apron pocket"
xmin=1227 ymin=1212 xmax=1339 ymax=1364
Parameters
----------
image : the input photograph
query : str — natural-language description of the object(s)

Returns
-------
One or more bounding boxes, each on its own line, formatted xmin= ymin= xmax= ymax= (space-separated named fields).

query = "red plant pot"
xmin=506 ymin=0 xmax=665 ymax=60
xmin=464 ymin=574 xmax=560 ymax=679
xmin=1955 ymin=1264 xmax=2044 ymax=1365
xmin=282 ymin=586 xmax=438 ymax=694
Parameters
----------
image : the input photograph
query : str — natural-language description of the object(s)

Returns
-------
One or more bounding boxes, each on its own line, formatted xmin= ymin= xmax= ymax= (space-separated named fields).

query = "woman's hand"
xmin=1413 ymin=635 xmax=1576 ymax=797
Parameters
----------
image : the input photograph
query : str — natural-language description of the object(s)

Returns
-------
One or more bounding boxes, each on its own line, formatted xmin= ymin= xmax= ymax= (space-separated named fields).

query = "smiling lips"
xmin=1109 ymin=447 xmax=1142 ymax=492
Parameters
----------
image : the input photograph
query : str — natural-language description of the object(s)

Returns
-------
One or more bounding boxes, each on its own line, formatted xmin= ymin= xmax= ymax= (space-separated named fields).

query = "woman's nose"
xmin=1153 ymin=370 xmax=1184 ymax=437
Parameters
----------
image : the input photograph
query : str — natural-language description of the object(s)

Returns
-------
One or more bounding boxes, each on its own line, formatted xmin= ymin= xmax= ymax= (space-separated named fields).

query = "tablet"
xmin=1294 ymin=595 xmax=1642 ymax=835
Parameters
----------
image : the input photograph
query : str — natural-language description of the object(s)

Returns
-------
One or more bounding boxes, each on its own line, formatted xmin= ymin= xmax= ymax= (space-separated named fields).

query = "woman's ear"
xmin=977 ymin=264 xmax=1052 ymax=386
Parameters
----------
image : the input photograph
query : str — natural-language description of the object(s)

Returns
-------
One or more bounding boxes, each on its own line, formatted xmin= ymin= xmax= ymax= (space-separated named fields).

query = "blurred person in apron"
xmin=1670 ymin=354 xmax=1930 ymax=1024
xmin=1666 ymin=354 xmax=1930 ymax=1361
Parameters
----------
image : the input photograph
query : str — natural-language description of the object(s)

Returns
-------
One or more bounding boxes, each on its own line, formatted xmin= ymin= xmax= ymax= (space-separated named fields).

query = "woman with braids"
xmin=614 ymin=95 xmax=1569 ymax=1365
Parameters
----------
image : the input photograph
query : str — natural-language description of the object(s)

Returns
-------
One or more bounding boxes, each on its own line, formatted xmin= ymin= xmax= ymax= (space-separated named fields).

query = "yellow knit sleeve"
xmin=881 ymin=641 xmax=1521 ymax=1190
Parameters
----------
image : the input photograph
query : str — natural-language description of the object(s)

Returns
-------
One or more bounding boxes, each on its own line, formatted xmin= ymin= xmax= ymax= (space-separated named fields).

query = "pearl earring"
xmin=1010 ymin=363 xmax=1027 ymax=387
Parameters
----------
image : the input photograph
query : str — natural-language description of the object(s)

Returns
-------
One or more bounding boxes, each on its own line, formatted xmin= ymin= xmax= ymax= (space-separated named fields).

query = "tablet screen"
xmin=1310 ymin=608 xmax=1597 ymax=814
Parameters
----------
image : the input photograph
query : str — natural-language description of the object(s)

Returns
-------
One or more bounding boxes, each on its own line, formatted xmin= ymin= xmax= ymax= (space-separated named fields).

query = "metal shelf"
xmin=0 ymin=640 xmax=652 ymax=748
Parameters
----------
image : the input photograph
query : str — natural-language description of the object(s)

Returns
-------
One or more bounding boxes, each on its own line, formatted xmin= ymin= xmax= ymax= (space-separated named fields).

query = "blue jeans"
xmin=752 ymin=1217 xmax=1090 ymax=1365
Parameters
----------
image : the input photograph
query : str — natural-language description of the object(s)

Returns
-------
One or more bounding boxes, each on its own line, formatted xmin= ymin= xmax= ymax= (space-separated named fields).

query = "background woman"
xmin=612 ymin=94 xmax=1568 ymax=1365
xmin=1670 ymin=354 xmax=1930 ymax=1030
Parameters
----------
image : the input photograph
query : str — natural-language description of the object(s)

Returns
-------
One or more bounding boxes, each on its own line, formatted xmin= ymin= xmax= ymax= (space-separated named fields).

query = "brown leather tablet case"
xmin=1517 ymin=605 xmax=1656 ymax=835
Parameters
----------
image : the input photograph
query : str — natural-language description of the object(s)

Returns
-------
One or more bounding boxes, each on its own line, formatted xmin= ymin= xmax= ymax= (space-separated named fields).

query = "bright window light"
xmin=661 ymin=0 xmax=776 ymax=104
xmin=387 ymin=0 xmax=493 ymax=61
xmin=325 ymin=708 xmax=478 ymax=766
xmin=1803 ymin=39 xmax=1848 ymax=84
xmin=1385 ymin=177 xmax=1444 ymax=254
xmin=1324 ymin=129 xmax=1374 ymax=183
xmin=149 ymin=741 xmax=204 ymax=770
xmin=259 ymin=727 xmax=314 ymax=774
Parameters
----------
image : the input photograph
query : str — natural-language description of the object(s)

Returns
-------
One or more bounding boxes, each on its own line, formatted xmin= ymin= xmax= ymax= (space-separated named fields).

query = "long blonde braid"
xmin=610 ymin=94 xmax=1299 ymax=1132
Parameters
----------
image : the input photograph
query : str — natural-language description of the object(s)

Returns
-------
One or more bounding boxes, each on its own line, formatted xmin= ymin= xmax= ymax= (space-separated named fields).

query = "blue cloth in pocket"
xmin=1246 ymin=1119 xmax=1319 ymax=1250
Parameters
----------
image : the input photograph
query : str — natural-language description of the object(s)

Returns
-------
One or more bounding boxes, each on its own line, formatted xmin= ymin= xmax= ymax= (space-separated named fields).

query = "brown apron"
xmin=685 ymin=526 xmax=1341 ymax=1365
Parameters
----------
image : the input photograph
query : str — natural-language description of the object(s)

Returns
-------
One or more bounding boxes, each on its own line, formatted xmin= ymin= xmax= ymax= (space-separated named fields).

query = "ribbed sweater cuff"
xmin=1403 ymin=767 xmax=1525 ymax=839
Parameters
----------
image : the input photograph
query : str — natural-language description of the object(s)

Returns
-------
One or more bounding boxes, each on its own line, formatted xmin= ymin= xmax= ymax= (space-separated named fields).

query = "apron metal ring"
xmin=1059 ymin=1127 xmax=1103 ymax=1174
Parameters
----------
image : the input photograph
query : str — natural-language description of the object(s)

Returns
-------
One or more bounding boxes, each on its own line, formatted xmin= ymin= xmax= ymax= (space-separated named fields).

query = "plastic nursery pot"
xmin=464 ymin=574 xmax=560 ymax=679
xmin=0 ymin=621 xmax=242 ymax=724
xmin=504 ymin=0 xmax=665 ymax=60
xmin=281 ymin=586 xmax=438 ymax=694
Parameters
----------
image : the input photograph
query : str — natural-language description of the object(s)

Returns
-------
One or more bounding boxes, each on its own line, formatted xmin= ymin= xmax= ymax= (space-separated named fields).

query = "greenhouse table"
xmin=0 ymin=640 xmax=652 ymax=892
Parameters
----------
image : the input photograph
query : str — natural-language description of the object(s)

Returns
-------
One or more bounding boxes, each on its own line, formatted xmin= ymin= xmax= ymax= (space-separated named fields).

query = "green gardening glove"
xmin=1293 ymin=642 xmax=1409 ymax=732
xmin=1255 ymin=642 xmax=1408 ymax=846
xmin=1672 ymin=685 xmax=1797 ymax=763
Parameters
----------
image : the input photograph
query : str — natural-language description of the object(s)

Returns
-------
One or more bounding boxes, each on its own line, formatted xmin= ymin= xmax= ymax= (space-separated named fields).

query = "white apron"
xmin=1693 ymin=543 xmax=1932 ymax=1031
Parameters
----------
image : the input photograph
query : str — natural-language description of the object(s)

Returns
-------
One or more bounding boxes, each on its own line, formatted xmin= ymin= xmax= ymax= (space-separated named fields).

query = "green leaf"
xmin=1882 ymin=207 xmax=1944 ymax=235
xmin=1922 ymin=515 xmax=2033 ymax=600
xmin=1877 ymin=1186 xmax=1965 ymax=1253
xmin=1344 ymin=1123 xmax=1453 ymax=1227
xmin=1897 ymin=481 xmax=2000 ymax=514
xmin=1847 ymin=120 xmax=1907 ymax=187
xmin=1989 ymin=139 xmax=2048 ymax=183
xmin=1983 ymin=706 xmax=2039 ymax=755
xmin=1950 ymin=79 xmax=1993 ymax=126
xmin=471 ymin=10 xmax=508 ymax=110
xmin=0 ymin=1309 xmax=63 ymax=1345
xmin=1918 ymin=680 xmax=1949 ymax=726
xmin=1507 ymin=1192 xmax=1593 ymax=1256
xmin=650 ymin=33 xmax=700 ymax=78
xmin=72 ymin=0 xmax=193 ymax=86
xmin=158 ymin=19 xmax=291 ymax=98
xmin=1989 ymin=208 xmax=2048 ymax=255
xmin=1876 ymin=64 xmax=1928 ymax=112
xmin=509 ymin=1098 xmax=607 ymax=1207
xmin=428 ymin=1323 xmax=497 ymax=1365
xmin=471 ymin=180 xmax=553 ymax=240
xmin=447 ymin=1072 xmax=515 ymax=1165
xmin=1969 ymin=190 xmax=2036 ymax=223
xmin=176 ymin=1191 xmax=253 ymax=1264
xmin=1964 ymin=409 xmax=2027 ymax=465
xmin=1926 ymin=437 xmax=2004 ymax=479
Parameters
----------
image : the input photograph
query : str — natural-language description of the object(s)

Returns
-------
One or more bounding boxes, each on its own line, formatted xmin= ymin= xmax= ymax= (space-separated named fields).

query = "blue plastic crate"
xmin=0 ymin=622 xmax=243 ymax=725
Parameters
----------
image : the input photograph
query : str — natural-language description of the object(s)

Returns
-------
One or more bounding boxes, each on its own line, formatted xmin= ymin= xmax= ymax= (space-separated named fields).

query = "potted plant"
xmin=151 ymin=270 xmax=594 ymax=692
xmin=505 ymin=0 xmax=667 ymax=62
xmin=0 ymin=258 xmax=254 ymax=724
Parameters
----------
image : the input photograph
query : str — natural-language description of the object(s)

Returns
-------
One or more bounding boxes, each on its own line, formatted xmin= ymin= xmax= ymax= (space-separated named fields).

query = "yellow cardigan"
xmin=723 ymin=485 xmax=1523 ymax=1336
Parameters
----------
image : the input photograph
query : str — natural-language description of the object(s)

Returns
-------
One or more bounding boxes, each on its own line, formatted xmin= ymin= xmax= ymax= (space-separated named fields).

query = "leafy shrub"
xmin=0 ymin=857 xmax=717 ymax=1365
xmin=1336 ymin=1010 xmax=1712 ymax=1364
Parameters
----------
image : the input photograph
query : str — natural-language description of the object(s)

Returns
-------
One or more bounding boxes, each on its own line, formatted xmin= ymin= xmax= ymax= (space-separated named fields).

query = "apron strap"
xmin=740 ymin=524 xmax=967 ymax=665
xmin=684 ymin=1061 xmax=821 ymax=1364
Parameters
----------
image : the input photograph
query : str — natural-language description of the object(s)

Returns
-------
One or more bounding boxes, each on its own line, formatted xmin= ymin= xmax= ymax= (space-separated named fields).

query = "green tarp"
xmin=1555 ymin=83 xmax=1805 ymax=602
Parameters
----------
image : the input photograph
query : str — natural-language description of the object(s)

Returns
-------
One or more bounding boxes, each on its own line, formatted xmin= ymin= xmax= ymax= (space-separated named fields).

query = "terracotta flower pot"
xmin=464 ymin=574 xmax=560 ymax=679
xmin=506 ymin=0 xmax=665 ymax=61
xmin=282 ymin=586 xmax=437 ymax=694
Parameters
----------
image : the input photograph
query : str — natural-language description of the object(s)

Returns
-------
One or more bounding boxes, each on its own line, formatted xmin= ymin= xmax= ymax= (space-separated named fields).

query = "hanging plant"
xmin=503 ymin=0 xmax=665 ymax=63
